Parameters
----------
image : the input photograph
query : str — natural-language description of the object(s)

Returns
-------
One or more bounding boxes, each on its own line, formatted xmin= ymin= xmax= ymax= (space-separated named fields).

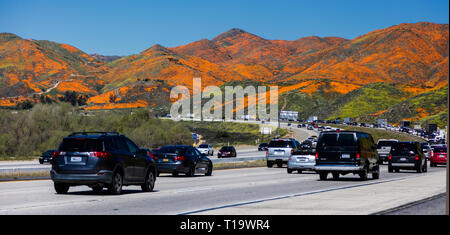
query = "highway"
xmin=0 ymin=163 xmax=445 ymax=215
xmin=0 ymin=121 xmax=446 ymax=215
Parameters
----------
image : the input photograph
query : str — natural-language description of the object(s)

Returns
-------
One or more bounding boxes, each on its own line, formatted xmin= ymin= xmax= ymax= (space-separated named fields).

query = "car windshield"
xmin=59 ymin=138 xmax=103 ymax=152
xmin=220 ymin=147 xmax=233 ymax=151
xmin=269 ymin=140 xmax=293 ymax=148
xmin=391 ymin=143 xmax=417 ymax=155
xmin=377 ymin=141 xmax=397 ymax=148
xmin=158 ymin=146 xmax=187 ymax=155
xmin=317 ymin=133 xmax=357 ymax=151
xmin=198 ymin=144 xmax=209 ymax=148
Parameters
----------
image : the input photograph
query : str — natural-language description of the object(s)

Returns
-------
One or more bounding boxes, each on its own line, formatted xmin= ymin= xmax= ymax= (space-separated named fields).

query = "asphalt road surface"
xmin=0 ymin=162 xmax=446 ymax=215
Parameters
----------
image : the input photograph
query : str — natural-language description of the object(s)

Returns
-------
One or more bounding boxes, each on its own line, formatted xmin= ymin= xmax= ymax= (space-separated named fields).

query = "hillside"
xmin=0 ymin=23 xmax=448 ymax=125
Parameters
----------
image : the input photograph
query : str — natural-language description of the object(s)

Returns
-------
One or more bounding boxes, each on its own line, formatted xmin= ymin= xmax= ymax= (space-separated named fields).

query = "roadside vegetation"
xmin=0 ymin=103 xmax=283 ymax=160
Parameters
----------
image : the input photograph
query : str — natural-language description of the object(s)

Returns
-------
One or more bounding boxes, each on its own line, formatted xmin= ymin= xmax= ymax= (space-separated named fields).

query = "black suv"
xmin=51 ymin=132 xmax=157 ymax=195
xmin=39 ymin=149 xmax=56 ymax=164
xmin=315 ymin=131 xmax=380 ymax=180
xmin=388 ymin=142 xmax=427 ymax=173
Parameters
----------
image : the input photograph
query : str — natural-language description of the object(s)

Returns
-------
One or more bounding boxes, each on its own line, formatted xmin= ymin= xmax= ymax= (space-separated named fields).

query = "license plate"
xmin=163 ymin=159 xmax=169 ymax=162
xmin=439 ymin=155 xmax=445 ymax=158
xmin=275 ymin=151 xmax=283 ymax=155
xmin=400 ymin=158 xmax=407 ymax=161
xmin=297 ymin=157 xmax=307 ymax=162
xmin=341 ymin=154 xmax=350 ymax=159
xmin=71 ymin=156 xmax=82 ymax=162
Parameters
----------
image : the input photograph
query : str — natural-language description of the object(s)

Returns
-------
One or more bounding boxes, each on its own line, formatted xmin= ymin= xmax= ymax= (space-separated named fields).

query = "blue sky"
xmin=0 ymin=0 xmax=448 ymax=56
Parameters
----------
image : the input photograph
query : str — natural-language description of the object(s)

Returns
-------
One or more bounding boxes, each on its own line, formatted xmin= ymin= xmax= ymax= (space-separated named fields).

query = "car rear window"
xmin=198 ymin=144 xmax=208 ymax=148
xmin=269 ymin=140 xmax=293 ymax=148
xmin=317 ymin=133 xmax=358 ymax=151
xmin=59 ymin=138 xmax=103 ymax=152
xmin=220 ymin=146 xmax=234 ymax=151
xmin=159 ymin=146 xmax=187 ymax=155
xmin=391 ymin=143 xmax=417 ymax=154
xmin=377 ymin=141 xmax=397 ymax=148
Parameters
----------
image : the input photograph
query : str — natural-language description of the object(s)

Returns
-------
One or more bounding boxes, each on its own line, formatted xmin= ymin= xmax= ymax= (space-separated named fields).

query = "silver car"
xmin=287 ymin=151 xmax=316 ymax=174
xmin=377 ymin=139 xmax=398 ymax=163
xmin=266 ymin=138 xmax=299 ymax=167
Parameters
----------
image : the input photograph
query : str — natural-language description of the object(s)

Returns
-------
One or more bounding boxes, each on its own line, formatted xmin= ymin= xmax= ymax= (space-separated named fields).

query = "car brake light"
xmin=315 ymin=152 xmax=319 ymax=160
xmin=266 ymin=150 xmax=268 ymax=155
xmin=291 ymin=149 xmax=294 ymax=155
xmin=356 ymin=153 xmax=360 ymax=160
xmin=388 ymin=155 xmax=392 ymax=160
xmin=148 ymin=151 xmax=158 ymax=160
xmin=175 ymin=156 xmax=186 ymax=161
xmin=414 ymin=155 xmax=419 ymax=160
xmin=52 ymin=151 xmax=61 ymax=158
xmin=93 ymin=151 xmax=111 ymax=158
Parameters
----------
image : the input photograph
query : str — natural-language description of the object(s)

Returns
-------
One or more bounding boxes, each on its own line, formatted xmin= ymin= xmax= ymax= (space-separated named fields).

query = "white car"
xmin=197 ymin=144 xmax=214 ymax=156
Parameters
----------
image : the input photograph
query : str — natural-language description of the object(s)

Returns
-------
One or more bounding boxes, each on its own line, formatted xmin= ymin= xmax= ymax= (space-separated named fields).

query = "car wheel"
xmin=172 ymin=172 xmax=179 ymax=177
xmin=92 ymin=186 xmax=103 ymax=194
xmin=267 ymin=161 xmax=273 ymax=168
xmin=319 ymin=172 xmax=328 ymax=180
xmin=417 ymin=163 xmax=423 ymax=173
xmin=388 ymin=165 xmax=393 ymax=173
xmin=186 ymin=165 xmax=195 ymax=177
xmin=287 ymin=168 xmax=293 ymax=174
xmin=297 ymin=170 xmax=302 ymax=174
xmin=372 ymin=165 xmax=380 ymax=179
xmin=359 ymin=168 xmax=368 ymax=180
xmin=108 ymin=171 xmax=123 ymax=195
xmin=205 ymin=162 xmax=213 ymax=176
xmin=332 ymin=172 xmax=340 ymax=180
xmin=277 ymin=163 xmax=283 ymax=168
xmin=395 ymin=168 xmax=400 ymax=173
xmin=141 ymin=170 xmax=155 ymax=192
xmin=54 ymin=183 xmax=69 ymax=194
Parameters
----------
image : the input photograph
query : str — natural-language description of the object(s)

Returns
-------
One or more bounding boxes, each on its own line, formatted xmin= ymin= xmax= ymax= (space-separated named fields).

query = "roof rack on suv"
xmin=68 ymin=132 xmax=120 ymax=137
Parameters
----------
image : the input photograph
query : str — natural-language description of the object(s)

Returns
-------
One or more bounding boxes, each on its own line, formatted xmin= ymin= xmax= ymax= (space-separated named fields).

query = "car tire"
xmin=359 ymin=168 xmax=368 ymax=180
xmin=267 ymin=161 xmax=273 ymax=168
xmin=297 ymin=170 xmax=302 ymax=174
xmin=186 ymin=165 xmax=195 ymax=177
xmin=388 ymin=165 xmax=393 ymax=173
xmin=416 ymin=163 xmax=422 ymax=173
xmin=319 ymin=172 xmax=328 ymax=180
xmin=332 ymin=172 xmax=340 ymax=180
xmin=372 ymin=165 xmax=380 ymax=179
xmin=277 ymin=163 xmax=283 ymax=168
xmin=172 ymin=172 xmax=179 ymax=177
xmin=108 ymin=171 xmax=123 ymax=195
xmin=205 ymin=162 xmax=213 ymax=176
xmin=92 ymin=186 xmax=103 ymax=194
xmin=141 ymin=170 xmax=155 ymax=192
xmin=287 ymin=168 xmax=293 ymax=174
xmin=54 ymin=183 xmax=69 ymax=194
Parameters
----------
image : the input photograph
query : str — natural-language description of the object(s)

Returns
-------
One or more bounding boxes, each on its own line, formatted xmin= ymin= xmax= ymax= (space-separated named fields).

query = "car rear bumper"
xmin=430 ymin=158 xmax=447 ymax=164
xmin=50 ymin=170 xmax=113 ymax=185
xmin=287 ymin=162 xmax=315 ymax=170
xmin=156 ymin=163 xmax=188 ymax=173
xmin=267 ymin=155 xmax=290 ymax=161
xmin=391 ymin=163 xmax=416 ymax=167
xmin=314 ymin=164 xmax=363 ymax=172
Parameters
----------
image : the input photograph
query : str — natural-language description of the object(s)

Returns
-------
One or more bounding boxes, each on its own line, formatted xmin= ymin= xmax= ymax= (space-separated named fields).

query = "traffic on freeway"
xmin=0 ymin=119 xmax=447 ymax=215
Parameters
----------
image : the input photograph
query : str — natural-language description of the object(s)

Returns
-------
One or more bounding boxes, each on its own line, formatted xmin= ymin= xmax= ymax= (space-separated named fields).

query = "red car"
xmin=218 ymin=146 xmax=236 ymax=158
xmin=430 ymin=146 xmax=447 ymax=167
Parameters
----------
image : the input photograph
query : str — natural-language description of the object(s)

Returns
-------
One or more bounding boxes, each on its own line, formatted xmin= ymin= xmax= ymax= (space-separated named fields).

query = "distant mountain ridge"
xmin=0 ymin=22 xmax=448 ymax=125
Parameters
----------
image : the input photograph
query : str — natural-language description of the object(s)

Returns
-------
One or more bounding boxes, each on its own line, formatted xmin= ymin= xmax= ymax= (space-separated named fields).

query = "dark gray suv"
xmin=51 ymin=132 xmax=157 ymax=195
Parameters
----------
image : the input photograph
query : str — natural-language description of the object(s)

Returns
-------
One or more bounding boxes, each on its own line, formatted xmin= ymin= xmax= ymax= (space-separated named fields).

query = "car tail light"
xmin=291 ymin=149 xmax=294 ymax=155
xmin=175 ymin=156 xmax=186 ymax=161
xmin=356 ymin=153 xmax=361 ymax=160
xmin=93 ymin=151 xmax=111 ymax=158
xmin=52 ymin=151 xmax=61 ymax=158
xmin=315 ymin=152 xmax=319 ymax=160
xmin=388 ymin=155 xmax=392 ymax=160
xmin=414 ymin=155 xmax=419 ymax=160
xmin=148 ymin=151 xmax=158 ymax=160
xmin=289 ymin=157 xmax=292 ymax=161
xmin=266 ymin=150 xmax=268 ymax=155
